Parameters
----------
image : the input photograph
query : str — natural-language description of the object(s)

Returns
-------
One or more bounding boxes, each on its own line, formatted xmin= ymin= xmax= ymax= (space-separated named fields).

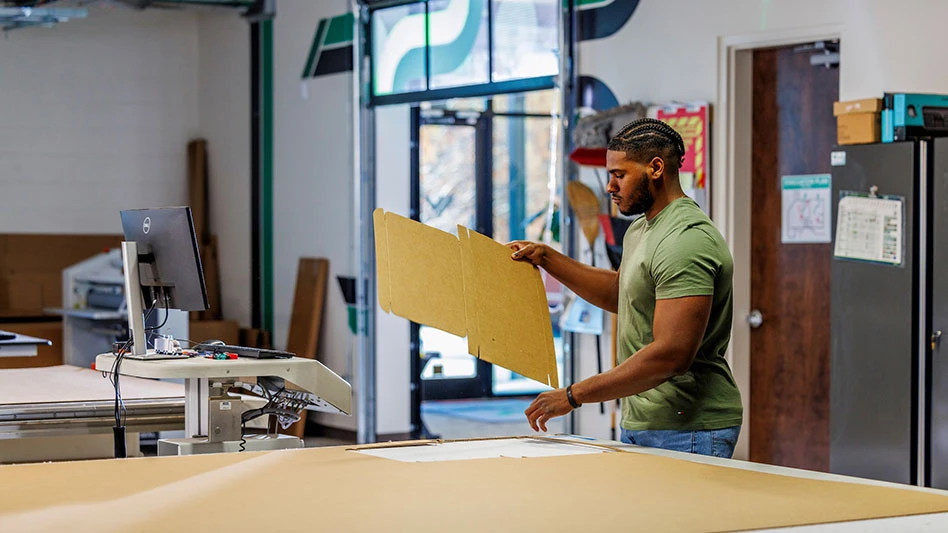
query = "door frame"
xmin=713 ymin=24 xmax=842 ymax=461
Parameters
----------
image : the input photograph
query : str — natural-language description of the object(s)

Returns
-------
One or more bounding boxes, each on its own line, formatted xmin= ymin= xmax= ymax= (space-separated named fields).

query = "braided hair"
xmin=607 ymin=118 xmax=686 ymax=171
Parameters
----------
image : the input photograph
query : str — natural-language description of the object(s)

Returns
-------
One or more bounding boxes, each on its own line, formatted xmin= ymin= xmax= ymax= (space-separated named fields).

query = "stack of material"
xmin=282 ymin=258 xmax=329 ymax=438
xmin=186 ymin=139 xmax=240 ymax=343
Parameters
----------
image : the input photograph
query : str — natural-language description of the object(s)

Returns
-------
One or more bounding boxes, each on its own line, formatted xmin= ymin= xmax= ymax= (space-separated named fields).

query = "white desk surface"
xmin=0 ymin=365 xmax=182 ymax=404
xmin=95 ymin=353 xmax=353 ymax=415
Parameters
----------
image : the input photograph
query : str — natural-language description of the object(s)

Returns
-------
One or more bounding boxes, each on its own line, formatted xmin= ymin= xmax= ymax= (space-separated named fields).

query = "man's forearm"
xmin=569 ymin=343 xmax=681 ymax=404
xmin=541 ymin=251 xmax=618 ymax=313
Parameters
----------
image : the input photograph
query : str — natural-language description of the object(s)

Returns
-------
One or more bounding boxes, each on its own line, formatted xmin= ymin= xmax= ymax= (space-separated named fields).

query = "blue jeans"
xmin=620 ymin=425 xmax=741 ymax=458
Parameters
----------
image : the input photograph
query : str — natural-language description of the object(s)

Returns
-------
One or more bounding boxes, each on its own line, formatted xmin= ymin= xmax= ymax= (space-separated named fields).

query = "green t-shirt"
xmin=617 ymin=197 xmax=743 ymax=431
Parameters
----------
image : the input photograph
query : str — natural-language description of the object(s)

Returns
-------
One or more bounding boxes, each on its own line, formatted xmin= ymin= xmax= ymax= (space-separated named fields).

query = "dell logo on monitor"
xmin=143 ymin=217 xmax=151 ymax=234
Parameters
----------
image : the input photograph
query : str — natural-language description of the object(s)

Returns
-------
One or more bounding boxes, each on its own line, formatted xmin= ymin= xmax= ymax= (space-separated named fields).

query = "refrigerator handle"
xmin=933 ymin=330 xmax=943 ymax=352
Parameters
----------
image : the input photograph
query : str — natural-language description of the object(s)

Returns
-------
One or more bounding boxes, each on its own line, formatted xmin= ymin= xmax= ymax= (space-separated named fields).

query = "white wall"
xmin=272 ymin=0 xmax=361 ymax=431
xmin=579 ymin=0 xmax=948 ymax=110
xmin=374 ymin=105 xmax=413 ymax=435
xmin=0 ymin=7 xmax=200 ymax=233
xmin=197 ymin=12 xmax=252 ymax=327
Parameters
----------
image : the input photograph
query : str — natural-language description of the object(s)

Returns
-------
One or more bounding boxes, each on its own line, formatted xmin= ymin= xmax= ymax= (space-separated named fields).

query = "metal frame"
xmin=355 ymin=0 xmax=574 ymax=443
xmin=917 ymin=140 xmax=929 ymax=486
xmin=559 ymin=0 xmax=577 ymax=434
xmin=371 ymin=77 xmax=557 ymax=107
xmin=354 ymin=0 xmax=378 ymax=444
xmin=365 ymin=0 xmax=556 ymax=107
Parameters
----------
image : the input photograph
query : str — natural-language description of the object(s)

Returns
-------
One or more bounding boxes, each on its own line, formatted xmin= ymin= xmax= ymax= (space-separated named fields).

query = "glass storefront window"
xmin=372 ymin=3 xmax=428 ymax=96
xmin=428 ymin=0 xmax=490 ymax=90
xmin=491 ymin=0 xmax=559 ymax=82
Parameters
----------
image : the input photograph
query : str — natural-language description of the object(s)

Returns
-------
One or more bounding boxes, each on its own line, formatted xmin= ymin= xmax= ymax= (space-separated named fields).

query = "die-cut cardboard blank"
xmin=458 ymin=226 xmax=557 ymax=387
xmin=374 ymin=209 xmax=467 ymax=338
xmin=374 ymin=209 xmax=557 ymax=387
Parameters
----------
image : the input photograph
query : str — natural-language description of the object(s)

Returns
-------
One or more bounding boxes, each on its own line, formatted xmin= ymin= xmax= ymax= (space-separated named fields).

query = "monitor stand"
xmin=121 ymin=241 xmax=148 ymax=357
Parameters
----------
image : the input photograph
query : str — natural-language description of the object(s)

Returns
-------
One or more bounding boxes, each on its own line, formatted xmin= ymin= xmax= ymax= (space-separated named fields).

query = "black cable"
xmin=107 ymin=297 xmax=159 ymax=456
xmin=145 ymin=292 xmax=170 ymax=331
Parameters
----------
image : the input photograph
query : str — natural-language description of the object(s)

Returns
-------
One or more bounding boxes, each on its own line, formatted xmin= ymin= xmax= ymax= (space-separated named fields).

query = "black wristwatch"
xmin=566 ymin=384 xmax=581 ymax=409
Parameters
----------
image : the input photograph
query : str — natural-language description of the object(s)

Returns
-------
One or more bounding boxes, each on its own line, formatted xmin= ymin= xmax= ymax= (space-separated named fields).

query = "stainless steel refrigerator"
xmin=830 ymin=138 xmax=948 ymax=488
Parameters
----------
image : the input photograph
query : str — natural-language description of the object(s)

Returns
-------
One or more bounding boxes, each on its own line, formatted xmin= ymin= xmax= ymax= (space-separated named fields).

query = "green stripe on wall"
xmin=262 ymin=18 xmax=274 ymax=335
xmin=302 ymin=19 xmax=327 ymax=79
xmin=325 ymin=13 xmax=354 ymax=47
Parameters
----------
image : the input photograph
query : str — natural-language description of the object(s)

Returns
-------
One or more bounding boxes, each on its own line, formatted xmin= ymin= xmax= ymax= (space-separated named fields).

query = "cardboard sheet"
xmin=373 ymin=209 xmax=557 ymax=387
xmin=3 ymin=439 xmax=948 ymax=532
xmin=458 ymin=226 xmax=558 ymax=387
xmin=374 ymin=209 xmax=467 ymax=337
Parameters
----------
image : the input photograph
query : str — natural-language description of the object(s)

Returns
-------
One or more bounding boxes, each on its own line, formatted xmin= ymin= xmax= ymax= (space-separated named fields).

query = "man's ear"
xmin=648 ymin=156 xmax=665 ymax=180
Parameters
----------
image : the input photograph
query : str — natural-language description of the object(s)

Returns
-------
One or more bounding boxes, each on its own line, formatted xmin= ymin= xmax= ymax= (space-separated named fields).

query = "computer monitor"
xmin=120 ymin=207 xmax=208 ymax=355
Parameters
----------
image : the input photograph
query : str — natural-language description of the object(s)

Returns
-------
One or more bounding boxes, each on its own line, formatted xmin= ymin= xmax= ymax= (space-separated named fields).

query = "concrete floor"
xmin=301 ymin=399 xmax=568 ymax=447
xmin=421 ymin=410 xmax=566 ymax=440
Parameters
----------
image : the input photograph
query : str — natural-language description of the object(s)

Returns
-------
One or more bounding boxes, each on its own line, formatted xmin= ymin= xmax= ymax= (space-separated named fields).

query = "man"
xmin=509 ymin=118 xmax=743 ymax=458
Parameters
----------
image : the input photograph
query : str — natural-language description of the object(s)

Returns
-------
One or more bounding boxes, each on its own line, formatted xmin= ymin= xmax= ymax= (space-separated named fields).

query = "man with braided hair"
xmin=510 ymin=118 xmax=743 ymax=457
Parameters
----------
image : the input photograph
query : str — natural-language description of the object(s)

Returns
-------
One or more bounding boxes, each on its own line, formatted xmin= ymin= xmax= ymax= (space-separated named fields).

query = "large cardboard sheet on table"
xmin=3 ymin=439 xmax=948 ymax=532
xmin=374 ymin=209 xmax=557 ymax=388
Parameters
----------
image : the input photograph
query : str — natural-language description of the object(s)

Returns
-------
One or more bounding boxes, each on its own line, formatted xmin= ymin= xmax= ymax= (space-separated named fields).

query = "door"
xmin=749 ymin=43 xmax=839 ymax=470
xmin=412 ymin=107 xmax=494 ymax=402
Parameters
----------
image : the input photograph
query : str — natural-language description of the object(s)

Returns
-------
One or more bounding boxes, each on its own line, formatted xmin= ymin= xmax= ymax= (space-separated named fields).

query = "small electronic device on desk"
xmin=194 ymin=343 xmax=294 ymax=359
xmin=98 ymin=206 xmax=352 ymax=458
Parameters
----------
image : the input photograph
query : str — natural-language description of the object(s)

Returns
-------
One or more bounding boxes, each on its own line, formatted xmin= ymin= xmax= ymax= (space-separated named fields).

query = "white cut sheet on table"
xmin=356 ymin=438 xmax=607 ymax=462
xmin=834 ymin=194 xmax=903 ymax=265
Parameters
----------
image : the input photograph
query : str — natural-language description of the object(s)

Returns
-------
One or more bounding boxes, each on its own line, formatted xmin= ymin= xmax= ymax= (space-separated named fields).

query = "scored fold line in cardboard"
xmin=373 ymin=209 xmax=558 ymax=388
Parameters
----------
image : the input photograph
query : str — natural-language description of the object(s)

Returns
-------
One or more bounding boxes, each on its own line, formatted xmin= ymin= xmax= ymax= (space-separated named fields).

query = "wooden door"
xmin=749 ymin=44 xmax=839 ymax=470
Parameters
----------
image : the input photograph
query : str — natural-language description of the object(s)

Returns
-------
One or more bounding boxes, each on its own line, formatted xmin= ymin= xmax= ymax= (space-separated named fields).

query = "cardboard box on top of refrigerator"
xmin=835 ymin=98 xmax=882 ymax=145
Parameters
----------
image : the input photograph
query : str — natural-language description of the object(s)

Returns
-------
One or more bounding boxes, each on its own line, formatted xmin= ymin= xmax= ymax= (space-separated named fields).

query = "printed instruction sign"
xmin=781 ymin=174 xmax=832 ymax=243
xmin=833 ymin=194 xmax=904 ymax=265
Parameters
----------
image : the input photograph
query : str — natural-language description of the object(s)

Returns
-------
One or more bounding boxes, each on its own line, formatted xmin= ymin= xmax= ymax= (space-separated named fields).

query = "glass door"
xmin=412 ymin=105 xmax=493 ymax=401
xmin=408 ymin=91 xmax=564 ymax=438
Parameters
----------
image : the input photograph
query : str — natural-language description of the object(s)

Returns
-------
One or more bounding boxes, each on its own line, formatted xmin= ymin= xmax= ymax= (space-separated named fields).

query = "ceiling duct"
xmin=0 ymin=0 xmax=271 ymax=31
xmin=0 ymin=5 xmax=87 ymax=30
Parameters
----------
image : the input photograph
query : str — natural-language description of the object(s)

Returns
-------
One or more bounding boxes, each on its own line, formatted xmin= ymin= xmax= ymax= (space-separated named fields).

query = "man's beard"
xmin=620 ymin=172 xmax=654 ymax=216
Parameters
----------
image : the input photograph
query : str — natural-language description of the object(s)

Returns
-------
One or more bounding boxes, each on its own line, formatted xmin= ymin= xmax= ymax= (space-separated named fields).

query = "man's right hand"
xmin=508 ymin=241 xmax=552 ymax=269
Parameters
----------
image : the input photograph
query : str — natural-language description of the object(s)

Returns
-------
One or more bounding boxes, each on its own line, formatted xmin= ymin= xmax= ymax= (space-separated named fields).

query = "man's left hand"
xmin=525 ymin=388 xmax=573 ymax=432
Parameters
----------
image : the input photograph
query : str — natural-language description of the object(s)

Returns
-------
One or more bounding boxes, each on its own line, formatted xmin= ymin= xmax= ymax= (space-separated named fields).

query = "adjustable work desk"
xmin=94 ymin=353 xmax=352 ymax=455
